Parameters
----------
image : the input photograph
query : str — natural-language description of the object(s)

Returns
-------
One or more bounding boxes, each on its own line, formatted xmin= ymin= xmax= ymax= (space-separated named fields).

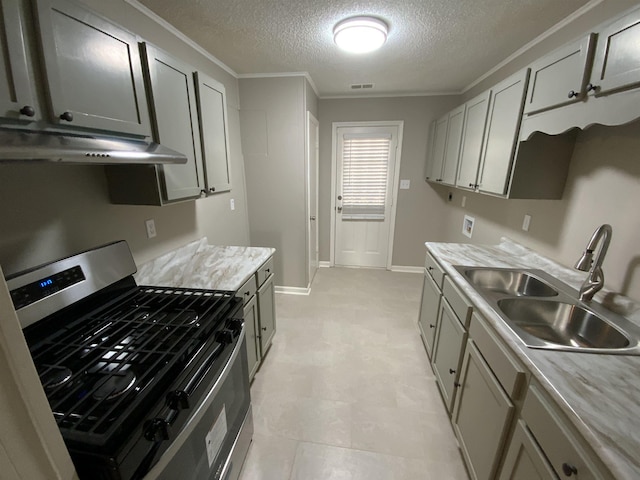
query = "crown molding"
xmin=238 ymin=72 xmax=320 ymax=97
xmin=320 ymin=90 xmax=461 ymax=99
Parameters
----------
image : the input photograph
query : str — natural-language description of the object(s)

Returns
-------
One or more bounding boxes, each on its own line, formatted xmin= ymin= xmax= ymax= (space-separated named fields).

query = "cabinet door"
xmin=477 ymin=69 xmax=530 ymax=196
xmin=194 ymin=71 xmax=231 ymax=194
xmin=499 ymin=421 xmax=556 ymax=480
xmin=425 ymin=121 xmax=437 ymax=181
xmin=440 ymin=104 xmax=465 ymax=186
xmin=432 ymin=299 xmax=467 ymax=413
xmin=0 ymin=0 xmax=37 ymax=121
xmin=243 ymin=294 xmax=260 ymax=381
xmin=524 ymin=34 xmax=595 ymax=114
xmin=418 ymin=272 xmax=441 ymax=360
xmin=452 ymin=341 xmax=515 ymax=480
xmin=429 ymin=113 xmax=449 ymax=183
xmin=142 ymin=43 xmax=205 ymax=202
xmin=590 ymin=7 xmax=640 ymax=96
xmin=257 ymin=273 xmax=276 ymax=357
xmin=456 ymin=90 xmax=490 ymax=190
xmin=34 ymin=0 xmax=150 ymax=135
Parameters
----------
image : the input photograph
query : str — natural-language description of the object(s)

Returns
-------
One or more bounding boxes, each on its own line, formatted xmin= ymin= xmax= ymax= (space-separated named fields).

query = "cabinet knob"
xmin=209 ymin=187 xmax=216 ymax=192
xmin=468 ymin=183 xmax=474 ymax=187
xmin=449 ymin=368 xmax=456 ymax=375
xmin=262 ymin=327 xmax=267 ymax=331
xmin=586 ymin=83 xmax=599 ymax=93
xmin=567 ymin=90 xmax=579 ymax=99
xmin=244 ymin=291 xmax=250 ymax=296
xmin=201 ymin=189 xmax=208 ymax=195
xmin=265 ymin=268 xmax=270 ymax=273
xmin=429 ymin=324 xmax=435 ymax=329
xmin=59 ymin=111 xmax=73 ymax=122
xmin=19 ymin=105 xmax=35 ymax=117
xmin=454 ymin=382 xmax=461 ymax=388
xmin=561 ymin=463 xmax=578 ymax=477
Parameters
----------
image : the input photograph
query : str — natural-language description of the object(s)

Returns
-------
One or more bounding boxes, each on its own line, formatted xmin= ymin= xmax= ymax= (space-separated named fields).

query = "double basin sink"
xmin=454 ymin=266 xmax=640 ymax=355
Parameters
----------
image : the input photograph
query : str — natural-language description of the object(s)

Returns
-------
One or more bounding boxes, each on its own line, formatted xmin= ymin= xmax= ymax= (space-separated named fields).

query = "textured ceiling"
xmin=137 ymin=0 xmax=591 ymax=97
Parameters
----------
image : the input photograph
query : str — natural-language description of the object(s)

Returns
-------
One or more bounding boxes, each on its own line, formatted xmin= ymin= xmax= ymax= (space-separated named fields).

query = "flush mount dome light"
xmin=333 ymin=16 xmax=388 ymax=54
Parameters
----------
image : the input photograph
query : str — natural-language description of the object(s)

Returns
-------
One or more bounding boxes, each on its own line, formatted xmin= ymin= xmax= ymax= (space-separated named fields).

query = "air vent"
xmin=350 ymin=83 xmax=375 ymax=90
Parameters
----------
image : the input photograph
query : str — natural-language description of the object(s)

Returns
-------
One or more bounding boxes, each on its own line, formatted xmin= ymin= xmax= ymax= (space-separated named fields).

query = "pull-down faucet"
xmin=574 ymin=224 xmax=612 ymax=302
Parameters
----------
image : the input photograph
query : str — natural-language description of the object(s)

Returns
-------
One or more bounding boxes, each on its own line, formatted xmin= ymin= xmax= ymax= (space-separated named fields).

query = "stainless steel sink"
xmin=463 ymin=268 xmax=558 ymax=297
xmin=453 ymin=266 xmax=640 ymax=354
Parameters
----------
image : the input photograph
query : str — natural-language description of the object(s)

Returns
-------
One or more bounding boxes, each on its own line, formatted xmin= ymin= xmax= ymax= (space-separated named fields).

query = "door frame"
xmin=306 ymin=111 xmax=319 ymax=287
xmin=330 ymin=120 xmax=404 ymax=269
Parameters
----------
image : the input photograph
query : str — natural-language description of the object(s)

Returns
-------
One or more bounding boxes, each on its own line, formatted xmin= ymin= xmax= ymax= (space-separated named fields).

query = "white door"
xmin=333 ymin=125 xmax=399 ymax=268
xmin=307 ymin=112 xmax=319 ymax=285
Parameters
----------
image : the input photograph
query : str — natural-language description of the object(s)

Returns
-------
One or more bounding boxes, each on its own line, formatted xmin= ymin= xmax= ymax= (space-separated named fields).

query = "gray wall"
xmin=318 ymin=96 xmax=459 ymax=267
xmin=239 ymin=76 xmax=308 ymax=288
xmin=0 ymin=0 xmax=251 ymax=275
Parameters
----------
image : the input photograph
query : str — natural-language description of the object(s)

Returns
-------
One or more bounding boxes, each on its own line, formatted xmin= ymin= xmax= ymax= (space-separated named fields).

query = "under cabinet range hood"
xmin=0 ymin=128 xmax=187 ymax=165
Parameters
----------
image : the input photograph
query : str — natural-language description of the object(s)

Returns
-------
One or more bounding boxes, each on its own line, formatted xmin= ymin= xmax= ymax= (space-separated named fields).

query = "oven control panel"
xmin=9 ymin=265 xmax=85 ymax=310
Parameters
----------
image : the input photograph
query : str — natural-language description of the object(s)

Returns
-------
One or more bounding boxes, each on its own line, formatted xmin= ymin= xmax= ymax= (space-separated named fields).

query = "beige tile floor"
xmin=239 ymin=267 xmax=469 ymax=480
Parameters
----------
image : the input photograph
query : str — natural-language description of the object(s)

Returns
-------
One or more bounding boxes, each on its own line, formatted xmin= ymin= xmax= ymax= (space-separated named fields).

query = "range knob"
xmin=215 ymin=329 xmax=234 ymax=345
xmin=166 ymin=390 xmax=190 ymax=410
xmin=227 ymin=319 xmax=244 ymax=336
xmin=144 ymin=418 xmax=170 ymax=442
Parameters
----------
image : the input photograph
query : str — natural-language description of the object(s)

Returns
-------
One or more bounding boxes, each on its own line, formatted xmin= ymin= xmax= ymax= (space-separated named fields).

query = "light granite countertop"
xmin=135 ymin=238 xmax=275 ymax=291
xmin=426 ymin=238 xmax=640 ymax=480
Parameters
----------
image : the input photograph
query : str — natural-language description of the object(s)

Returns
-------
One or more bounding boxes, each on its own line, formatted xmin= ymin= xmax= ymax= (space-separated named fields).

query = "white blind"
xmin=341 ymin=134 xmax=391 ymax=219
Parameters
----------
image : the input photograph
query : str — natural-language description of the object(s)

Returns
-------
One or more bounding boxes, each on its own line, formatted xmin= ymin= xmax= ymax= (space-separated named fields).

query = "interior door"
xmin=334 ymin=125 xmax=399 ymax=268
xmin=307 ymin=112 xmax=319 ymax=285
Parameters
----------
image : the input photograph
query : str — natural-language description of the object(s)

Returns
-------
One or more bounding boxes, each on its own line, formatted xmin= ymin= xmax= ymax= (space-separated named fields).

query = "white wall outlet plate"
xmin=230 ymin=198 xmax=235 ymax=211
xmin=400 ymin=179 xmax=410 ymax=189
xmin=462 ymin=215 xmax=475 ymax=238
xmin=522 ymin=214 xmax=532 ymax=231
xmin=145 ymin=219 xmax=156 ymax=239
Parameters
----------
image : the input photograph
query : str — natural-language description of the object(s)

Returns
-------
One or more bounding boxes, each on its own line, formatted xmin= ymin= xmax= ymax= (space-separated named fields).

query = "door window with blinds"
xmin=340 ymin=133 xmax=392 ymax=220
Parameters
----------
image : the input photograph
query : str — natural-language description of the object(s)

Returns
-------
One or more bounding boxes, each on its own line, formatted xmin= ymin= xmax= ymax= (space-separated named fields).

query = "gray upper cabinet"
xmin=440 ymin=104 xmax=465 ymax=186
xmin=456 ymin=90 xmax=490 ymax=191
xmin=194 ymin=71 xmax=231 ymax=194
xmin=524 ymin=34 xmax=595 ymax=115
xmin=34 ymin=0 xmax=150 ymax=136
xmin=142 ymin=43 xmax=204 ymax=202
xmin=477 ymin=69 xmax=530 ymax=196
xmin=590 ymin=7 xmax=640 ymax=96
xmin=0 ymin=0 xmax=37 ymax=121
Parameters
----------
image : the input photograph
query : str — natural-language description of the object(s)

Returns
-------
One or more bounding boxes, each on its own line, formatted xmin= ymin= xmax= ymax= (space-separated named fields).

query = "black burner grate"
xmin=29 ymin=286 xmax=236 ymax=444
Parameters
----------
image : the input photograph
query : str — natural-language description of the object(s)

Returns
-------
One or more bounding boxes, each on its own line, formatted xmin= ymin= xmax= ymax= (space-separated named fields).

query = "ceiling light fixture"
xmin=333 ymin=16 xmax=388 ymax=54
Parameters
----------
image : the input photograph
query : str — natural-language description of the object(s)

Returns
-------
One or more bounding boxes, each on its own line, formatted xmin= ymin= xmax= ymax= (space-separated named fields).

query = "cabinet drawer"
xmin=257 ymin=256 xmax=274 ymax=286
xmin=237 ymin=274 xmax=257 ymax=304
xmin=425 ymin=252 xmax=446 ymax=288
xmin=443 ymin=277 xmax=473 ymax=328
xmin=521 ymin=383 xmax=605 ymax=480
xmin=469 ymin=313 xmax=526 ymax=400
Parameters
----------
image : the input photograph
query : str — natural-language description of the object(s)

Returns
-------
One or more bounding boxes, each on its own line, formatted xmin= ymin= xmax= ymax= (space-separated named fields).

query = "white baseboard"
xmin=275 ymin=285 xmax=311 ymax=295
xmin=319 ymin=261 xmax=331 ymax=268
xmin=390 ymin=265 xmax=424 ymax=273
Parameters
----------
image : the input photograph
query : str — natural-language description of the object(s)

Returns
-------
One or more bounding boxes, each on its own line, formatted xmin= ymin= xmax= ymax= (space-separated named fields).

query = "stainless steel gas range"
xmin=6 ymin=241 xmax=253 ymax=480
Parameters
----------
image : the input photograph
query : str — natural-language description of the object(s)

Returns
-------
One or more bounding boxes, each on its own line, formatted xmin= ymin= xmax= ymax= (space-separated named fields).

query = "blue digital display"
xmin=40 ymin=279 xmax=54 ymax=288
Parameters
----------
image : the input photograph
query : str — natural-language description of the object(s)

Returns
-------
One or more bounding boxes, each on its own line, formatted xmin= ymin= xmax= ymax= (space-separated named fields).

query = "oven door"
xmin=143 ymin=332 xmax=252 ymax=480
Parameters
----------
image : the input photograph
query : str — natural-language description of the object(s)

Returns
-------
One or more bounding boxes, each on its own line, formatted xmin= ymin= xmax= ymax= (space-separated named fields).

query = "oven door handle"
xmin=142 ymin=326 xmax=245 ymax=480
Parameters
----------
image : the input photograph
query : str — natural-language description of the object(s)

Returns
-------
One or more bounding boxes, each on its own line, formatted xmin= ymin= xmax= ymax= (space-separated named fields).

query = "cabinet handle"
xmin=561 ymin=463 xmax=578 ymax=477
xmin=449 ymin=368 xmax=456 ymax=375
xmin=586 ymin=83 xmax=599 ymax=93
xmin=59 ymin=111 xmax=73 ymax=122
xmin=429 ymin=324 xmax=435 ymax=329
xmin=19 ymin=105 xmax=35 ymax=117
xmin=567 ymin=90 xmax=579 ymax=99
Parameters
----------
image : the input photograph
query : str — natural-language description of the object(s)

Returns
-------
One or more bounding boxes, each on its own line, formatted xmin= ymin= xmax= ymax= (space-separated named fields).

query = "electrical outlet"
xmin=400 ymin=179 xmax=410 ymax=189
xmin=145 ymin=219 xmax=157 ymax=239
xmin=462 ymin=196 xmax=466 ymax=208
xmin=230 ymin=199 xmax=235 ymax=211
xmin=522 ymin=214 xmax=532 ymax=232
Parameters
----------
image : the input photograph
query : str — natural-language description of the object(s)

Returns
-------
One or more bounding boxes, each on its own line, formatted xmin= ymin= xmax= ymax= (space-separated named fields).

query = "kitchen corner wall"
xmin=318 ymin=95 xmax=459 ymax=267
xmin=0 ymin=0 xmax=251 ymax=276
xmin=435 ymin=121 xmax=640 ymax=302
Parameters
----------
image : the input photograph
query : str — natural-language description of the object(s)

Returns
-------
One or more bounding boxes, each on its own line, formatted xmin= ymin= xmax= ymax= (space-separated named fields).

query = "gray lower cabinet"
xmin=431 ymin=299 xmax=467 ymax=413
xmin=499 ymin=421 xmax=556 ymax=480
xmin=34 ymin=0 xmax=150 ymax=135
xmin=243 ymin=294 xmax=260 ymax=380
xmin=417 ymin=271 xmax=440 ymax=359
xmin=239 ymin=256 xmax=276 ymax=382
xmin=452 ymin=340 xmax=515 ymax=480
xmin=0 ymin=0 xmax=37 ymax=121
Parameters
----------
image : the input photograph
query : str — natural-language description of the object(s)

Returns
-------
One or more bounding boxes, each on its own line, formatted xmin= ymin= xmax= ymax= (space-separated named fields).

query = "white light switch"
xmin=230 ymin=198 xmax=235 ymax=211
xmin=145 ymin=219 xmax=157 ymax=239
xmin=522 ymin=214 xmax=532 ymax=232
xmin=400 ymin=179 xmax=410 ymax=189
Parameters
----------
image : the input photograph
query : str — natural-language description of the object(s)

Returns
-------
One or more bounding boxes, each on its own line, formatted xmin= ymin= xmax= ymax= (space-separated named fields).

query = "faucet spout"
xmin=574 ymin=224 xmax=612 ymax=302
